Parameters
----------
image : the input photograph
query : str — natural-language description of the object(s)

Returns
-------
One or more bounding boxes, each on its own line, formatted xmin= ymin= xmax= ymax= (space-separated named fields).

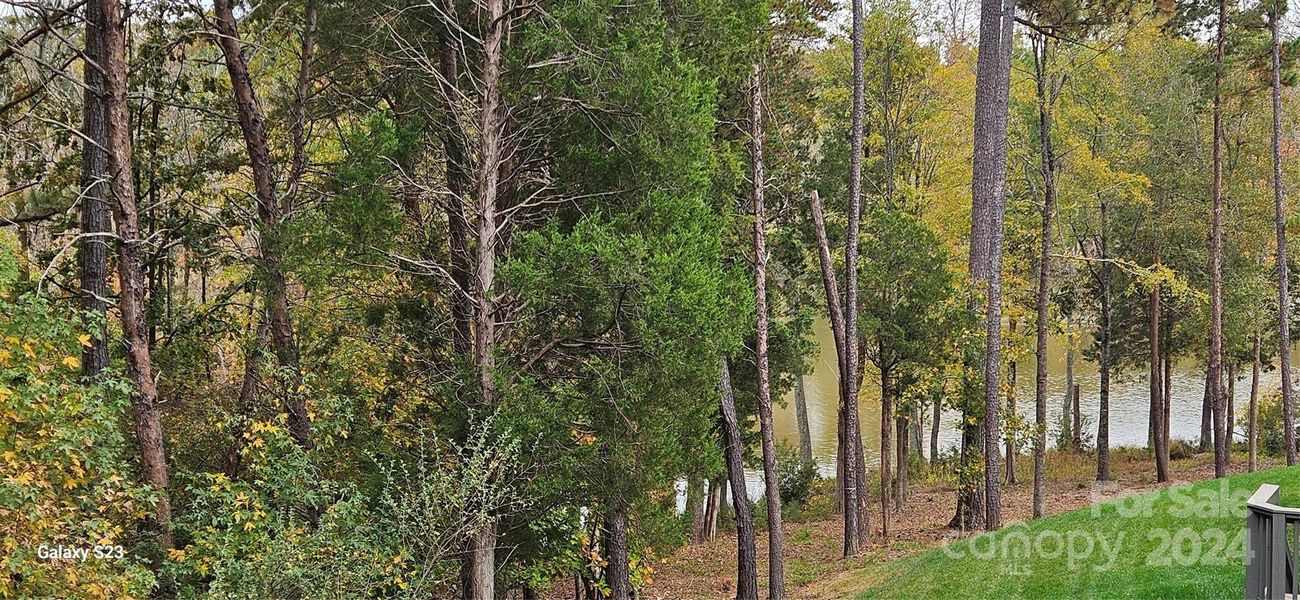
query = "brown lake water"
xmin=770 ymin=318 xmax=1297 ymax=477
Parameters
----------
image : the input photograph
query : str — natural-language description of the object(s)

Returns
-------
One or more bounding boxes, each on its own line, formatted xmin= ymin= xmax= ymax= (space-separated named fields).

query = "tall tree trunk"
xmin=79 ymin=0 xmax=110 ymax=378
xmin=463 ymin=0 xmax=507 ymax=594
xmin=606 ymin=509 xmax=631 ymax=600
xmin=1031 ymin=34 xmax=1056 ymax=518
xmin=931 ymin=397 xmax=941 ymax=463
xmin=211 ymin=0 xmax=313 ymax=451
xmin=896 ymin=411 xmax=908 ymax=507
xmin=1151 ymin=265 xmax=1170 ymax=482
xmin=1005 ymin=350 xmax=1017 ymax=485
xmin=1250 ymin=332 xmax=1261 ymax=472
xmin=835 ymin=407 xmax=845 ymax=515
xmin=1227 ymin=364 xmax=1236 ymax=447
xmin=912 ymin=405 xmax=924 ymax=466
xmin=970 ymin=0 xmax=1016 ymax=532
xmin=880 ymin=366 xmax=892 ymax=536
xmin=1201 ymin=365 xmax=1214 ymax=452
xmin=809 ymin=190 xmax=866 ymax=551
xmin=1209 ymin=0 xmax=1228 ymax=479
xmin=795 ymin=374 xmax=814 ymax=464
xmin=748 ymin=66 xmax=785 ymax=599
xmin=705 ymin=479 xmax=721 ymax=541
xmin=439 ymin=0 xmax=473 ymax=356
xmin=1271 ymin=4 xmax=1296 ymax=466
xmin=688 ymin=474 xmax=707 ymax=544
xmin=949 ymin=422 xmax=985 ymax=531
xmin=719 ymin=361 xmax=759 ymax=600
xmin=844 ymin=0 xmax=869 ymax=556
xmin=102 ymin=0 xmax=171 ymax=549
xmin=1072 ymin=384 xmax=1081 ymax=451
xmin=1064 ymin=323 xmax=1075 ymax=450
xmin=1097 ymin=197 xmax=1112 ymax=482
xmin=1170 ymin=348 xmax=1180 ymax=449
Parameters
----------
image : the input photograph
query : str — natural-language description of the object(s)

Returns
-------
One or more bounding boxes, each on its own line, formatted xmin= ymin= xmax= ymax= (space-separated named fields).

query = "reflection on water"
xmin=770 ymin=318 xmax=1297 ymax=477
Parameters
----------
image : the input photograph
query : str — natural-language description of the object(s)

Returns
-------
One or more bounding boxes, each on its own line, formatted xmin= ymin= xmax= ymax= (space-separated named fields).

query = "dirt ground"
xmin=581 ymin=449 xmax=1281 ymax=600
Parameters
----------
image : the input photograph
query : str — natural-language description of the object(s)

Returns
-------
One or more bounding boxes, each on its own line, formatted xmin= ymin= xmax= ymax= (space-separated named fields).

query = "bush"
xmin=1168 ymin=439 xmax=1198 ymax=460
xmin=775 ymin=441 xmax=818 ymax=507
xmin=168 ymin=415 xmax=526 ymax=598
xmin=1256 ymin=390 xmax=1300 ymax=457
xmin=0 ymin=295 xmax=157 ymax=598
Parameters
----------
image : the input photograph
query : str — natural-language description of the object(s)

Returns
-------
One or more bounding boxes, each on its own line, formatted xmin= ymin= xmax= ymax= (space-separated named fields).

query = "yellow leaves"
xmin=61 ymin=356 xmax=80 ymax=370
xmin=167 ymin=548 xmax=187 ymax=562
xmin=570 ymin=428 xmax=596 ymax=446
xmin=0 ymin=387 xmax=12 ymax=401
xmin=242 ymin=521 xmax=255 ymax=532
xmin=77 ymin=334 xmax=92 ymax=348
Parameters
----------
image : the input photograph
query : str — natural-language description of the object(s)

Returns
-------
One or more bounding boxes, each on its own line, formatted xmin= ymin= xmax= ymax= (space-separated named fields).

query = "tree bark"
xmin=719 ymin=361 xmax=759 ymax=600
xmin=844 ymin=0 xmax=868 ymax=555
xmin=101 ymin=0 xmax=172 ymax=549
xmin=931 ymin=396 xmax=940 ymax=463
xmin=211 ymin=0 xmax=313 ymax=451
xmin=439 ymin=0 xmax=473 ymax=356
xmin=1031 ymin=34 xmax=1056 ymax=517
xmin=1097 ymin=196 xmax=1112 ymax=482
xmin=912 ymin=406 xmax=924 ymax=466
xmin=748 ymin=66 xmax=785 ymax=599
xmin=1227 ymin=364 xmax=1236 ymax=446
xmin=1072 ymin=384 xmax=1081 ymax=451
xmin=705 ymin=479 xmax=721 ymax=541
xmin=606 ymin=509 xmax=632 ymax=600
xmin=1151 ymin=268 xmax=1170 ymax=482
xmin=1201 ymin=365 xmax=1214 ymax=452
xmin=969 ymin=0 xmax=1016 ymax=532
xmin=1005 ymin=351 xmax=1017 ymax=485
xmin=1272 ymin=4 xmax=1296 ymax=466
xmin=795 ymin=374 xmax=813 ymax=464
xmin=79 ymin=0 xmax=110 ymax=378
xmin=880 ymin=366 xmax=892 ymax=536
xmin=688 ymin=474 xmax=707 ymax=544
xmin=809 ymin=190 xmax=866 ymax=550
xmin=896 ymin=411 xmax=908 ymax=507
xmin=1209 ymin=0 xmax=1228 ymax=479
xmin=1064 ymin=323 xmax=1075 ymax=450
xmin=1251 ymin=332 xmax=1261 ymax=472
xmin=1170 ymin=348 xmax=1180 ymax=449
xmin=463 ymin=0 xmax=508 ymax=594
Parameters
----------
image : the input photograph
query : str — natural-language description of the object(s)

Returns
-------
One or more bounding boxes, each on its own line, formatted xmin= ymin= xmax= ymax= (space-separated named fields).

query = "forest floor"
xmin=629 ymin=447 xmax=1284 ymax=600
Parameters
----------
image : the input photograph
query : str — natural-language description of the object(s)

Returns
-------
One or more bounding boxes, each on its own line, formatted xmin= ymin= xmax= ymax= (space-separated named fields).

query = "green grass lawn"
xmin=851 ymin=466 xmax=1300 ymax=599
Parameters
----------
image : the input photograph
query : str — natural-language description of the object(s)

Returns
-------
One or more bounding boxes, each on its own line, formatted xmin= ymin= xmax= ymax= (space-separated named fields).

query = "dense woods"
xmin=4 ymin=0 xmax=1300 ymax=597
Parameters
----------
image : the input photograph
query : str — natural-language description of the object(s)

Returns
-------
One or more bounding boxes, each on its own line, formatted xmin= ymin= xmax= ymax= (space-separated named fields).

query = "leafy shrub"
xmin=168 ymin=415 xmax=526 ymax=598
xmin=1169 ymin=438 xmax=1198 ymax=460
xmin=1257 ymin=390 xmax=1300 ymax=457
xmin=0 ymin=295 xmax=157 ymax=598
xmin=776 ymin=441 xmax=818 ymax=506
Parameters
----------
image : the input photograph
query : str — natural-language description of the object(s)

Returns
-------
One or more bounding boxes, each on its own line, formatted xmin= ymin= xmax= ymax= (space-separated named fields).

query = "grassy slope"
xmin=846 ymin=466 xmax=1300 ymax=599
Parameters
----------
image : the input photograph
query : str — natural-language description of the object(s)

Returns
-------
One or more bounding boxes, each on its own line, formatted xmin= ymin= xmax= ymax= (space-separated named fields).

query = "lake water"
xmin=770 ymin=318 xmax=1296 ymax=477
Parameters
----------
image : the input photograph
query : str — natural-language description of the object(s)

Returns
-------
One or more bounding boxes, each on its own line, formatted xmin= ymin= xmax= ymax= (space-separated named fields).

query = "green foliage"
xmin=0 ymin=294 xmax=157 ymax=598
xmin=1255 ymin=390 xmax=1299 ymax=457
xmin=776 ymin=441 xmax=819 ymax=506
xmin=169 ymin=415 xmax=525 ymax=598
